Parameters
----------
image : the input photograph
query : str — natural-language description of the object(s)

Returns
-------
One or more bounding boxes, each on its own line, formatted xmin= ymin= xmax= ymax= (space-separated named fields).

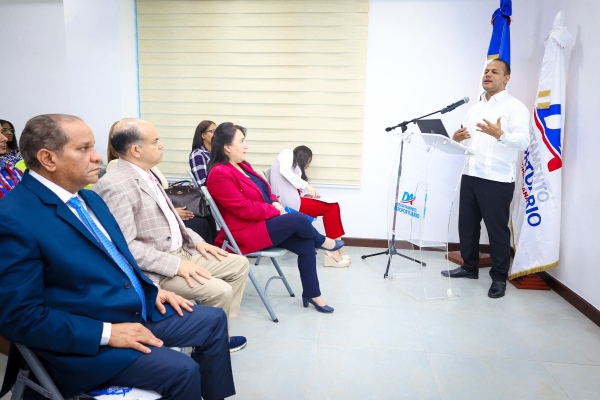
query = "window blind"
xmin=137 ymin=0 xmax=368 ymax=184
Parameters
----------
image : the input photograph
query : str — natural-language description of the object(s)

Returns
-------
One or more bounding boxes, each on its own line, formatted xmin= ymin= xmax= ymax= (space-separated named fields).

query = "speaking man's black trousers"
xmin=458 ymin=175 xmax=515 ymax=282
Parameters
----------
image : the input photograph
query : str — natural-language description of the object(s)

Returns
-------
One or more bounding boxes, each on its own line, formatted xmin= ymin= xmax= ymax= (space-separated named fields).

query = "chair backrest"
xmin=200 ymin=186 xmax=244 ymax=255
xmin=263 ymin=167 xmax=271 ymax=184
xmin=187 ymin=170 xmax=200 ymax=188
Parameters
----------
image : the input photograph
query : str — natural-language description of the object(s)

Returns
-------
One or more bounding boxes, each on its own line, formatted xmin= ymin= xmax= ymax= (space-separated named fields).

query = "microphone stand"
xmin=362 ymin=104 xmax=460 ymax=278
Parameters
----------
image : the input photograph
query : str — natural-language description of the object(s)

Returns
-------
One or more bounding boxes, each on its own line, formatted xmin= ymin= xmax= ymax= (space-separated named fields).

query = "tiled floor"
xmin=2 ymin=246 xmax=600 ymax=399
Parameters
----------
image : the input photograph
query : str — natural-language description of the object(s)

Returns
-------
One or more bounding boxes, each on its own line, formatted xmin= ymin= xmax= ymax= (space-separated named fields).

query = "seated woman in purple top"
xmin=189 ymin=120 xmax=216 ymax=187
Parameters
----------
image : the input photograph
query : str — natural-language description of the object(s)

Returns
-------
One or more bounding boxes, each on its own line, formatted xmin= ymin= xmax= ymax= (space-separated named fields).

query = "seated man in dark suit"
xmin=0 ymin=114 xmax=235 ymax=400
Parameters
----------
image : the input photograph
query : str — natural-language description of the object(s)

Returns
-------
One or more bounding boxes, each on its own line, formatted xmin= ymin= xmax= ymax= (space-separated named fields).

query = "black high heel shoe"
xmin=318 ymin=239 xmax=344 ymax=252
xmin=302 ymin=297 xmax=334 ymax=313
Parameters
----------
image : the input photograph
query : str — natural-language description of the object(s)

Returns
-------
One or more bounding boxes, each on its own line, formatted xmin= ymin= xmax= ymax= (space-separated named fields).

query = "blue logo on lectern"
xmin=400 ymin=191 xmax=415 ymax=205
xmin=395 ymin=192 xmax=419 ymax=218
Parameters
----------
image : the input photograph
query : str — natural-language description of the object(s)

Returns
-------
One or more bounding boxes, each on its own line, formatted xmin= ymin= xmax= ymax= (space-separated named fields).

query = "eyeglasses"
xmin=1 ymin=128 xmax=14 ymax=133
xmin=206 ymin=129 xmax=215 ymax=134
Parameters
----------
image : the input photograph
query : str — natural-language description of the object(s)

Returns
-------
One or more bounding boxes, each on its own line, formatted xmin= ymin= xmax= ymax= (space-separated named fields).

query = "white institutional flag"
xmin=510 ymin=12 xmax=571 ymax=279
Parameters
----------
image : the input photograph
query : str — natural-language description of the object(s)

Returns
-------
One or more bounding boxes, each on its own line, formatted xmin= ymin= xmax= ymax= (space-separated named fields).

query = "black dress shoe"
xmin=488 ymin=281 xmax=506 ymax=298
xmin=441 ymin=267 xmax=478 ymax=279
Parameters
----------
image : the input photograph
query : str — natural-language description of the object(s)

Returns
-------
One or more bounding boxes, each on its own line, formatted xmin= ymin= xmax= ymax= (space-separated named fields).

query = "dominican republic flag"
xmin=510 ymin=12 xmax=572 ymax=280
xmin=478 ymin=0 xmax=511 ymax=95
xmin=487 ymin=0 xmax=512 ymax=64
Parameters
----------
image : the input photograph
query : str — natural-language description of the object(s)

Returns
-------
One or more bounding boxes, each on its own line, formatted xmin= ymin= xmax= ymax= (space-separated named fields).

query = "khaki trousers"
xmin=160 ymin=248 xmax=249 ymax=320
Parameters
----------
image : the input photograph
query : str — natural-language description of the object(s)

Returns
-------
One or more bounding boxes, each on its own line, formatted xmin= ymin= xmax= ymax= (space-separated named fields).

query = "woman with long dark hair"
xmin=189 ymin=120 xmax=216 ymax=186
xmin=206 ymin=122 xmax=343 ymax=313
xmin=0 ymin=120 xmax=22 ymax=166
xmin=270 ymin=146 xmax=349 ymax=267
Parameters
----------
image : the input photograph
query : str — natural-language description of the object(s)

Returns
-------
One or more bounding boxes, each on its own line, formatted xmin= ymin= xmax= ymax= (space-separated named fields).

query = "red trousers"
xmin=299 ymin=196 xmax=345 ymax=239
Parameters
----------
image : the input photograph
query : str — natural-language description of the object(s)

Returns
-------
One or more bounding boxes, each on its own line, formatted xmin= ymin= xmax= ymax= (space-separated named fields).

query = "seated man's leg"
xmin=163 ymin=249 xmax=249 ymax=318
xmin=104 ymin=346 xmax=201 ymax=400
xmin=188 ymin=252 xmax=249 ymax=318
xmin=106 ymin=305 xmax=234 ymax=400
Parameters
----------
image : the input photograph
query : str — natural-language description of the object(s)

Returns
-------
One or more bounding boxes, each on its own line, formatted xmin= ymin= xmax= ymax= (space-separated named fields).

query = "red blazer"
xmin=207 ymin=162 xmax=279 ymax=254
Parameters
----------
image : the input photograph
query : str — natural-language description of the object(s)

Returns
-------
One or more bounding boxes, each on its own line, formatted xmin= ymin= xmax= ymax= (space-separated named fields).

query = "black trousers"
xmin=458 ymin=175 xmax=515 ymax=282
xmin=184 ymin=214 xmax=217 ymax=245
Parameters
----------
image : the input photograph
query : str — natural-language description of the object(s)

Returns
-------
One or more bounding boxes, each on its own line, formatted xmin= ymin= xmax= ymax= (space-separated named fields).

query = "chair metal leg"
xmin=10 ymin=362 xmax=28 ymax=400
xmin=13 ymin=344 xmax=65 ymax=400
xmin=247 ymin=270 xmax=279 ymax=322
xmin=254 ymin=255 xmax=262 ymax=265
xmin=270 ymin=257 xmax=295 ymax=297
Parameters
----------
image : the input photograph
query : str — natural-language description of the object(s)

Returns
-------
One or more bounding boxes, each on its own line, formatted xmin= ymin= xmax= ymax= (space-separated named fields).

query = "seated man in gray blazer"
xmin=93 ymin=118 xmax=250 ymax=352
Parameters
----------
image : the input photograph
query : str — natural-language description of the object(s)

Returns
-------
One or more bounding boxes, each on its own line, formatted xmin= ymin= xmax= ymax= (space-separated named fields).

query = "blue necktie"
xmin=67 ymin=196 xmax=147 ymax=320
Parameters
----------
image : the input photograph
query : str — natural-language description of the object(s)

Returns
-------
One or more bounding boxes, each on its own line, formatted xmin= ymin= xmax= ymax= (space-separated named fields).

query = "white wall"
xmin=0 ymin=0 xmax=139 ymax=162
xmin=317 ymin=0 xmax=536 ymax=243
xmin=528 ymin=0 xmax=600 ymax=311
xmin=0 ymin=0 xmax=71 ymax=132
xmin=63 ymin=0 xmax=139 ymax=160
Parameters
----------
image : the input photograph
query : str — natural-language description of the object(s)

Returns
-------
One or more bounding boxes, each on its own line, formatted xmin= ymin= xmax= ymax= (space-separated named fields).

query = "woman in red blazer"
xmin=206 ymin=123 xmax=344 ymax=313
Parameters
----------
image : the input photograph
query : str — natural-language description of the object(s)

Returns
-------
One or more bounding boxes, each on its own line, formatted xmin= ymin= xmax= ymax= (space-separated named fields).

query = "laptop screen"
xmin=416 ymin=119 xmax=450 ymax=138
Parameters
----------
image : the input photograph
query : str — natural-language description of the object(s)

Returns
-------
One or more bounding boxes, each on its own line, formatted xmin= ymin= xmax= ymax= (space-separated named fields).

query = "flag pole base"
xmin=446 ymin=251 xmax=492 ymax=268
xmin=509 ymin=274 xmax=551 ymax=290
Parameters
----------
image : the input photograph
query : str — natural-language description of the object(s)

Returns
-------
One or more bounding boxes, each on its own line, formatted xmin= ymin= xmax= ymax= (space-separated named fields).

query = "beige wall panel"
xmin=142 ymin=102 xmax=363 ymax=119
xmin=139 ymin=65 xmax=365 ymax=79
xmin=139 ymin=0 xmax=368 ymax=14
xmin=244 ymin=154 xmax=361 ymax=169
xmin=145 ymin=114 xmax=362 ymax=131
xmin=138 ymin=0 xmax=367 ymax=184
xmin=138 ymin=13 xmax=368 ymax=28
xmin=157 ymin=129 xmax=363 ymax=144
xmin=138 ymin=26 xmax=368 ymax=40
xmin=159 ymin=138 xmax=362 ymax=156
xmin=139 ymin=52 xmax=366 ymax=67
xmin=140 ymin=90 xmax=364 ymax=106
xmin=248 ymin=143 xmax=362 ymax=157
xmin=140 ymin=39 xmax=367 ymax=54
xmin=140 ymin=77 xmax=365 ymax=93
xmin=242 ymin=130 xmax=364 ymax=144
xmin=159 ymin=158 xmax=361 ymax=184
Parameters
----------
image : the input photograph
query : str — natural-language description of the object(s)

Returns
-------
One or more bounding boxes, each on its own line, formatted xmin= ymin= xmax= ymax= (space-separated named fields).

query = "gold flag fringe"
xmin=509 ymin=260 xmax=559 ymax=280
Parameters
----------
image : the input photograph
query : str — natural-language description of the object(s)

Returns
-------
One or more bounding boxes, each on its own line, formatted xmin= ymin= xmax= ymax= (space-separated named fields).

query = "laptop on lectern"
xmin=416 ymin=119 xmax=450 ymax=138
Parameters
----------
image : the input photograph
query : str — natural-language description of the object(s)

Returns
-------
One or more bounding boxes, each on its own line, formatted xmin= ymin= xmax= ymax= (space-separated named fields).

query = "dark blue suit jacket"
xmin=0 ymin=172 xmax=175 ymax=397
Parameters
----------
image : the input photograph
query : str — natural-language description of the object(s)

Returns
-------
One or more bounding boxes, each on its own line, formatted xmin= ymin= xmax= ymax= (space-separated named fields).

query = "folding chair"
xmin=262 ymin=167 xmax=271 ymax=184
xmin=186 ymin=170 xmax=200 ymax=188
xmin=10 ymin=344 xmax=161 ymax=400
xmin=10 ymin=343 xmax=67 ymax=400
xmin=200 ymin=186 xmax=295 ymax=322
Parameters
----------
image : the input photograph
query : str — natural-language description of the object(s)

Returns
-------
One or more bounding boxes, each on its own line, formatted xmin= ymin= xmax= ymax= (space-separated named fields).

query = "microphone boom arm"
xmin=386 ymin=97 xmax=469 ymax=132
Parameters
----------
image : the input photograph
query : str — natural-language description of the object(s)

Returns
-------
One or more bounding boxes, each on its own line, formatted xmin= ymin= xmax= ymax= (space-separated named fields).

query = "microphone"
xmin=385 ymin=127 xmax=393 ymax=132
xmin=441 ymin=97 xmax=469 ymax=114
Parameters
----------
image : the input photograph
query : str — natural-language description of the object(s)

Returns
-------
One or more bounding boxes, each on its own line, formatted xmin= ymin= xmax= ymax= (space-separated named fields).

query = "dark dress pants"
xmin=104 ymin=305 xmax=234 ymax=400
xmin=458 ymin=175 xmax=515 ymax=282
xmin=184 ymin=214 xmax=218 ymax=245
xmin=265 ymin=212 xmax=326 ymax=299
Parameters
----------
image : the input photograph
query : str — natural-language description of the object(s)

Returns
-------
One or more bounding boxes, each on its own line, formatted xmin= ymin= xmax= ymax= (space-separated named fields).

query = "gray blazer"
xmin=92 ymin=159 xmax=203 ymax=284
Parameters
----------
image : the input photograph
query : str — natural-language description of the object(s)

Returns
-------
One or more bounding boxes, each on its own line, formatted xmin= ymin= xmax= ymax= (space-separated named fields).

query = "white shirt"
xmin=462 ymin=90 xmax=531 ymax=182
xmin=277 ymin=149 xmax=308 ymax=191
xmin=29 ymin=171 xmax=113 ymax=346
xmin=125 ymin=161 xmax=183 ymax=251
